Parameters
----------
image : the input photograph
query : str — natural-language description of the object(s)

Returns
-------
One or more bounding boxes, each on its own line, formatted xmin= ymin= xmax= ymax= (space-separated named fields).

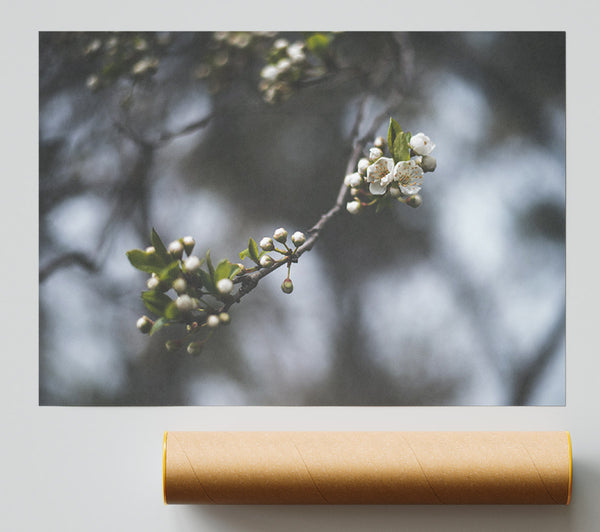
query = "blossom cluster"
xmin=345 ymin=121 xmax=437 ymax=214
xmin=259 ymin=38 xmax=309 ymax=104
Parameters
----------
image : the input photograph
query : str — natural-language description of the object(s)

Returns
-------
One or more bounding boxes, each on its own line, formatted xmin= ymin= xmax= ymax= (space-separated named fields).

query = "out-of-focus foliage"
xmin=39 ymin=32 xmax=565 ymax=406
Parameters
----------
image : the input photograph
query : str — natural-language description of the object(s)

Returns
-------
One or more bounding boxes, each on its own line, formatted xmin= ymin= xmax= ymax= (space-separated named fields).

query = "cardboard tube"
xmin=163 ymin=431 xmax=572 ymax=505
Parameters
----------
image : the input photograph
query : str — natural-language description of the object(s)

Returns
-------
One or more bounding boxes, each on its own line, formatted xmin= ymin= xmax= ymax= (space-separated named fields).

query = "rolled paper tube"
xmin=163 ymin=431 xmax=572 ymax=505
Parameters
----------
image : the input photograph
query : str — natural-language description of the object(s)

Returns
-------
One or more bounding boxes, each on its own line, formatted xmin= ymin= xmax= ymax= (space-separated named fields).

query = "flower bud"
xmin=216 ymin=278 xmax=234 ymax=295
xmin=406 ymin=194 xmax=423 ymax=208
xmin=165 ymin=339 xmax=181 ymax=352
xmin=261 ymin=64 xmax=279 ymax=82
xmin=388 ymin=186 xmax=401 ymax=198
xmin=291 ymin=231 xmax=306 ymax=246
xmin=206 ymin=314 xmax=220 ymax=328
xmin=348 ymin=173 xmax=362 ymax=187
xmin=136 ymin=316 xmax=153 ymax=334
xmin=175 ymin=294 xmax=195 ymax=312
xmin=187 ymin=341 xmax=203 ymax=355
xmin=168 ymin=240 xmax=184 ymax=259
xmin=145 ymin=246 xmax=156 ymax=254
xmin=219 ymin=312 xmax=231 ymax=325
xmin=357 ymin=158 xmax=370 ymax=176
xmin=260 ymin=237 xmax=274 ymax=251
xmin=182 ymin=236 xmax=195 ymax=255
xmin=276 ymin=57 xmax=291 ymax=72
xmin=409 ymin=132 xmax=435 ymax=156
xmin=373 ymin=136 xmax=386 ymax=149
xmin=421 ymin=155 xmax=437 ymax=172
xmin=172 ymin=278 xmax=187 ymax=294
xmin=146 ymin=276 xmax=160 ymax=290
xmin=273 ymin=227 xmax=288 ymax=243
xmin=346 ymin=200 xmax=362 ymax=215
xmin=184 ymin=255 xmax=201 ymax=272
xmin=369 ymin=147 xmax=383 ymax=162
xmin=281 ymin=278 xmax=294 ymax=294
xmin=259 ymin=255 xmax=274 ymax=268
xmin=273 ymin=38 xmax=288 ymax=50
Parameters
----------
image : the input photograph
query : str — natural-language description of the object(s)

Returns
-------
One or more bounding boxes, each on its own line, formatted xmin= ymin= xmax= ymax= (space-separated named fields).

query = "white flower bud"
xmin=357 ymin=158 xmax=370 ymax=176
xmin=346 ymin=200 xmax=362 ymax=215
xmin=373 ymin=136 xmax=386 ymax=149
xmin=261 ymin=64 xmax=278 ymax=81
xmin=369 ymin=147 xmax=383 ymax=162
xmin=281 ymin=278 xmax=294 ymax=294
xmin=409 ymin=132 xmax=435 ymax=156
xmin=421 ymin=155 xmax=437 ymax=172
xmin=172 ymin=278 xmax=187 ymax=294
xmin=182 ymin=236 xmax=195 ymax=254
xmin=406 ymin=194 xmax=423 ymax=208
xmin=273 ymin=38 xmax=288 ymax=50
xmin=145 ymin=246 xmax=156 ymax=254
xmin=175 ymin=294 xmax=195 ymax=312
xmin=86 ymin=74 xmax=100 ymax=91
xmin=146 ymin=276 xmax=160 ymax=290
xmin=388 ymin=186 xmax=401 ymax=198
xmin=287 ymin=41 xmax=306 ymax=63
xmin=276 ymin=57 xmax=291 ymax=72
xmin=260 ymin=237 xmax=274 ymax=251
xmin=207 ymin=314 xmax=220 ymax=328
xmin=136 ymin=315 xmax=153 ymax=334
xmin=219 ymin=312 xmax=231 ymax=325
xmin=184 ymin=255 xmax=201 ymax=272
xmin=216 ymin=278 xmax=234 ymax=295
xmin=168 ymin=240 xmax=184 ymax=259
xmin=291 ymin=231 xmax=306 ymax=246
xmin=273 ymin=227 xmax=288 ymax=243
xmin=260 ymin=255 xmax=274 ymax=268
xmin=348 ymin=173 xmax=362 ymax=187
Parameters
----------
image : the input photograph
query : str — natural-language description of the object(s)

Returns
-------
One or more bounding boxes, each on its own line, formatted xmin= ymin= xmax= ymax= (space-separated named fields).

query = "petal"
xmin=369 ymin=181 xmax=388 ymax=195
xmin=400 ymin=184 xmax=421 ymax=195
xmin=366 ymin=157 xmax=394 ymax=183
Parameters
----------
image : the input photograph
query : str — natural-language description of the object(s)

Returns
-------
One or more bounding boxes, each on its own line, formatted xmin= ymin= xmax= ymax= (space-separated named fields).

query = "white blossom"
xmin=176 ymin=294 xmax=196 ymax=312
xmin=261 ymin=64 xmax=279 ymax=81
xmin=260 ymin=237 xmax=274 ymax=251
xmin=357 ymin=158 xmax=370 ymax=176
xmin=346 ymin=200 xmax=361 ymax=215
xmin=276 ymin=58 xmax=291 ymax=72
xmin=207 ymin=315 xmax=220 ymax=328
xmin=369 ymin=147 xmax=383 ymax=162
xmin=409 ymin=132 xmax=435 ymax=156
xmin=344 ymin=172 xmax=362 ymax=188
xmin=393 ymin=159 xmax=424 ymax=195
xmin=291 ymin=231 xmax=306 ymax=246
xmin=184 ymin=255 xmax=201 ymax=272
xmin=287 ymin=41 xmax=305 ymax=63
xmin=216 ymin=278 xmax=234 ymax=295
xmin=366 ymin=157 xmax=394 ymax=195
xmin=273 ymin=38 xmax=289 ymax=50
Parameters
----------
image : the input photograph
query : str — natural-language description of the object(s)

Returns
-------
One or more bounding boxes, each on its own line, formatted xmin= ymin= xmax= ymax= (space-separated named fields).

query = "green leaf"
xmin=229 ymin=263 xmax=242 ymax=278
xmin=214 ymin=259 xmax=233 ymax=282
xmin=126 ymin=249 xmax=165 ymax=274
xmin=387 ymin=118 xmax=403 ymax=156
xmin=306 ymin=33 xmax=332 ymax=57
xmin=151 ymin=228 xmax=170 ymax=264
xmin=248 ymin=238 xmax=260 ymax=264
xmin=149 ymin=317 xmax=168 ymax=336
xmin=239 ymin=248 xmax=250 ymax=261
xmin=158 ymin=261 xmax=181 ymax=283
xmin=392 ymin=132 xmax=411 ymax=163
xmin=199 ymin=269 xmax=215 ymax=292
xmin=141 ymin=290 xmax=173 ymax=317
xmin=205 ymin=250 xmax=215 ymax=277
xmin=164 ymin=301 xmax=180 ymax=320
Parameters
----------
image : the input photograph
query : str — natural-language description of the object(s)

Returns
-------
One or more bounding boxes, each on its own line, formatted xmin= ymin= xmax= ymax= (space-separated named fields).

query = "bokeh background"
xmin=39 ymin=32 xmax=565 ymax=405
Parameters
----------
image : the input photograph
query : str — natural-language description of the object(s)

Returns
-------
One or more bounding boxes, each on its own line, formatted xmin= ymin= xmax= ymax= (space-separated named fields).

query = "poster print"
xmin=39 ymin=32 xmax=565 ymax=405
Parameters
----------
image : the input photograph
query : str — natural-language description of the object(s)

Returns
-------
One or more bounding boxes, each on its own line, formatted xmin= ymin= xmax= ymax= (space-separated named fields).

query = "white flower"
xmin=184 ymin=255 xmax=201 ymax=272
xmin=216 ymin=278 xmax=234 ymax=295
xmin=261 ymin=64 xmax=278 ymax=81
xmin=357 ymin=158 xmax=370 ymax=176
xmin=207 ymin=314 xmax=220 ymax=328
xmin=259 ymin=237 xmax=274 ymax=251
xmin=274 ymin=38 xmax=289 ymax=50
xmin=344 ymin=172 xmax=362 ymax=188
xmin=409 ymin=132 xmax=435 ymax=156
xmin=369 ymin=147 xmax=383 ymax=162
xmin=393 ymin=159 xmax=424 ymax=195
xmin=276 ymin=58 xmax=291 ymax=72
xmin=346 ymin=200 xmax=361 ymax=215
xmin=291 ymin=231 xmax=306 ymax=246
xmin=366 ymin=157 xmax=394 ymax=195
xmin=176 ymin=294 xmax=195 ymax=312
xmin=260 ymin=255 xmax=274 ymax=267
xmin=273 ymin=227 xmax=288 ymax=243
xmin=287 ymin=41 xmax=305 ymax=63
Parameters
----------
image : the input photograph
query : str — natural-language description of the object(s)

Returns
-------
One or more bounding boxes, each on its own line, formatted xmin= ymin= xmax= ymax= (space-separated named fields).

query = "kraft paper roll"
xmin=163 ymin=431 xmax=572 ymax=505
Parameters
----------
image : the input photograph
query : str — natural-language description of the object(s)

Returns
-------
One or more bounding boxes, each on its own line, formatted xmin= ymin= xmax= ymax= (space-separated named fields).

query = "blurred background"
xmin=39 ymin=32 xmax=565 ymax=406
